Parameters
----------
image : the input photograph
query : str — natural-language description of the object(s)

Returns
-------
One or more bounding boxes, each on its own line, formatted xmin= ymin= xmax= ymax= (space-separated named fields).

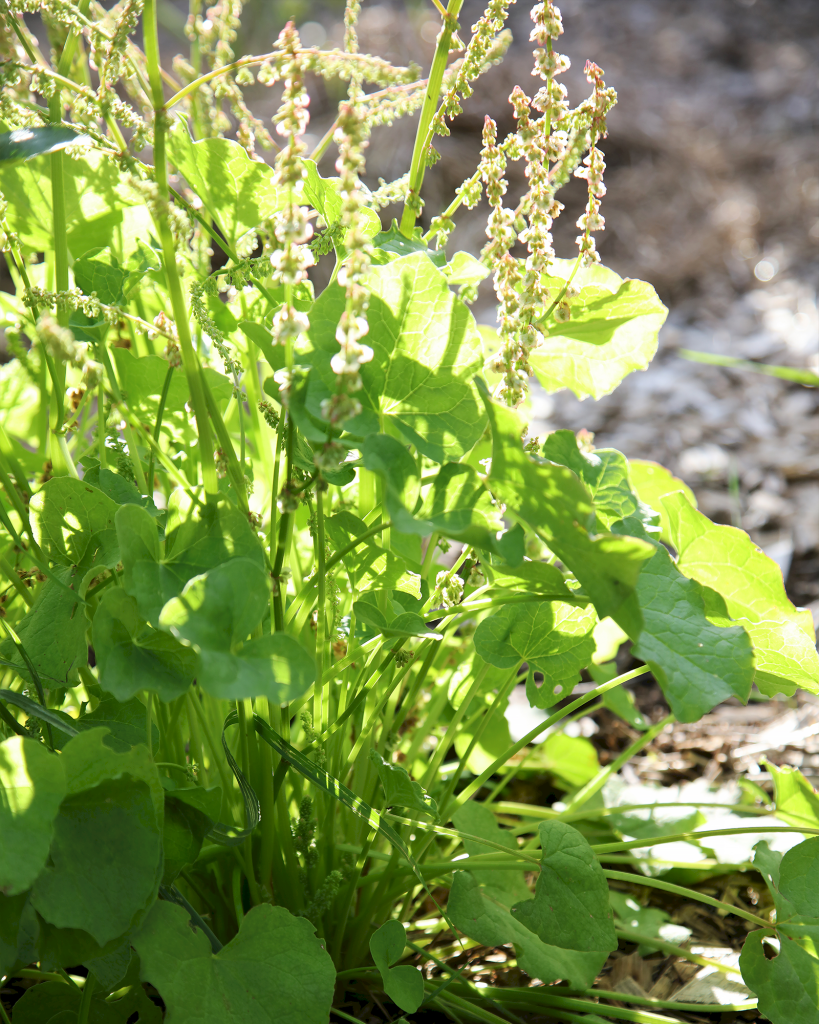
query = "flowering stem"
xmin=143 ymin=0 xmax=218 ymax=496
xmin=399 ymin=0 xmax=464 ymax=237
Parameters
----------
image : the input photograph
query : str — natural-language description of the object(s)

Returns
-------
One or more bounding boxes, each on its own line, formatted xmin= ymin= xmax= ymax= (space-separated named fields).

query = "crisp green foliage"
xmin=740 ymin=840 xmax=819 ymax=1022
xmin=0 ymin=1 xmax=815 ymax=1021
xmin=530 ymin=260 xmax=668 ymax=400
xmin=369 ymin=919 xmax=425 ymax=1013
xmin=133 ymin=902 xmax=336 ymax=1024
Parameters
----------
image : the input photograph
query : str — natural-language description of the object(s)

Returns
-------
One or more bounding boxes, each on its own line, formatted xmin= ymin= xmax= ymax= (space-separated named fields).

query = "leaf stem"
xmin=399 ymin=0 xmax=464 ymax=236
xmin=603 ymin=869 xmax=771 ymax=927
xmin=455 ymin=666 xmax=649 ymax=806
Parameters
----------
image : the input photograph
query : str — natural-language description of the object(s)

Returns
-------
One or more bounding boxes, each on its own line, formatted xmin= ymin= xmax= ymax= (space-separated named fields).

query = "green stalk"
xmin=593 ymin=824 xmax=819 ymax=854
xmin=75 ymin=971 xmax=96 ymax=1024
xmin=399 ymin=0 xmax=464 ymax=236
xmin=143 ymin=0 xmax=218 ymax=496
xmin=313 ymin=485 xmax=327 ymax=732
xmin=455 ymin=665 xmax=649 ymax=806
xmin=562 ymin=713 xmax=675 ymax=814
xmin=603 ymin=869 xmax=770 ymax=927
xmin=146 ymin=360 xmax=175 ymax=494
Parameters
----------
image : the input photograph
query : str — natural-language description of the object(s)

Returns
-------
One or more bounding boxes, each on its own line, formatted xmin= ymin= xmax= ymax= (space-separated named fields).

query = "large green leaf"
xmin=627 ymin=458 xmax=696 ymax=543
xmin=309 ymin=253 xmax=486 ymax=461
xmin=479 ymin=386 xmax=655 ymax=620
xmin=740 ymin=838 xmax=819 ymax=1024
xmin=540 ymin=434 xmax=754 ymax=721
xmin=30 ymin=729 xmax=163 ymax=947
xmin=158 ymin=558 xmax=268 ymax=650
xmin=625 ymin=540 xmax=755 ymax=722
xmin=447 ymin=811 xmax=608 ymax=987
xmin=133 ymin=901 xmax=336 ymax=1024
xmin=0 ymin=736 xmax=65 ymax=895
xmin=117 ymin=498 xmax=264 ymax=624
xmin=168 ymin=120 xmax=285 ymax=249
xmin=159 ymin=559 xmax=316 ymax=703
xmin=0 ymin=148 xmax=143 ymax=254
xmin=93 ymin=588 xmax=197 ymax=703
xmin=369 ymin=919 xmax=424 ymax=1014
xmin=511 ymin=821 xmax=617 ymax=959
xmin=473 ymin=600 xmax=596 ymax=708
xmin=31 ymin=477 xmax=119 ymax=569
xmin=530 ymin=259 xmax=667 ymax=399
xmin=0 ymin=565 xmax=89 ymax=684
xmin=73 ymin=246 xmax=130 ymax=305
xmin=663 ymin=492 xmax=819 ymax=696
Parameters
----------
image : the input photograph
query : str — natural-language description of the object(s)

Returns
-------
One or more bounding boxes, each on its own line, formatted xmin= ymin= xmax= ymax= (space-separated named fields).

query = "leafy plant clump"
xmin=0 ymin=1 xmax=817 ymax=1022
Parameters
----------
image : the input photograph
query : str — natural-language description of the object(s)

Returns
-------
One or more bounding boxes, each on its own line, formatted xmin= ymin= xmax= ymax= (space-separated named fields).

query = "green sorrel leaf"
xmin=530 ymin=258 xmax=667 ymax=400
xmin=11 ymin=979 xmax=123 ymax=1023
xmin=325 ymin=510 xmax=420 ymax=596
xmin=473 ymin=600 xmax=596 ymax=708
xmin=740 ymin=838 xmax=819 ymax=1024
xmin=134 ymin=901 xmax=336 ymax=1024
xmin=370 ymin=750 xmax=438 ymax=818
xmin=161 ymin=782 xmax=222 ymax=885
xmin=663 ymin=491 xmax=819 ymax=696
xmin=93 ymin=588 xmax=196 ymax=703
xmin=0 ymin=736 xmax=65 ymax=895
xmin=310 ymin=253 xmax=486 ymax=461
xmin=30 ymin=729 xmax=163 ymax=946
xmin=447 ymin=811 xmax=608 ymax=987
xmin=168 ymin=119 xmax=284 ymax=249
xmin=31 ymin=477 xmax=119 ymax=568
xmin=117 ymin=499 xmax=263 ymax=624
xmin=73 ymin=246 xmax=130 ymax=305
xmin=479 ymin=384 xmax=655 ymax=619
xmin=767 ymin=762 xmax=819 ymax=829
xmin=0 ymin=565 xmax=89 ymax=685
xmin=369 ymin=919 xmax=424 ymax=1013
xmin=511 ymin=820 xmax=617 ymax=959
xmin=198 ymin=633 xmax=317 ymax=703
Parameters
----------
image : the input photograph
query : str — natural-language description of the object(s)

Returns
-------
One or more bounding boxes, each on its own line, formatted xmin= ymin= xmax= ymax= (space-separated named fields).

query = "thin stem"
xmin=603 ymin=869 xmax=771 ymax=927
xmin=143 ymin=0 xmax=218 ymax=496
xmin=399 ymin=0 xmax=464 ymax=236
xmin=563 ymin=713 xmax=674 ymax=814
xmin=456 ymin=666 xmax=649 ymax=806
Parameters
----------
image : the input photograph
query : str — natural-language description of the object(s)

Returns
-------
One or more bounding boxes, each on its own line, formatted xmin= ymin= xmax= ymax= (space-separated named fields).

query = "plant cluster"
xmin=0 ymin=1 xmax=818 ymax=1022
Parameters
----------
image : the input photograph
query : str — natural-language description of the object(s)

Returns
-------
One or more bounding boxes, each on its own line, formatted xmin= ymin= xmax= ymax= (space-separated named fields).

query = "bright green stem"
xmin=603 ymin=869 xmax=770 ymax=927
xmin=399 ymin=0 xmax=464 ymax=236
xmin=563 ymin=713 xmax=674 ymax=814
xmin=146 ymin=360 xmax=174 ymax=493
xmin=314 ymin=485 xmax=327 ymax=732
xmin=143 ymin=0 xmax=218 ymax=496
xmin=76 ymin=971 xmax=96 ymax=1024
xmin=456 ymin=665 xmax=649 ymax=806
xmin=593 ymin=824 xmax=819 ymax=855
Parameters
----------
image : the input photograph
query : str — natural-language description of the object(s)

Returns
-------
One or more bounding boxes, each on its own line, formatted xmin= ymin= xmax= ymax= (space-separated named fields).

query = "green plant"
xmin=0 ymin=1 xmax=818 ymax=1022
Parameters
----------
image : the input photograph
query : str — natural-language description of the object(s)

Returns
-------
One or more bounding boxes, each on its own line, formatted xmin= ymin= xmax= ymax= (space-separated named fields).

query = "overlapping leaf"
xmin=740 ymin=839 xmax=819 ymax=1023
xmin=309 ymin=253 xmax=486 ymax=462
xmin=473 ymin=600 xmax=596 ymax=708
xmin=663 ymin=491 xmax=819 ymax=696
xmin=93 ymin=588 xmax=196 ymax=703
xmin=134 ymin=901 xmax=336 ymax=1024
xmin=0 ymin=737 xmax=65 ymax=895
xmin=530 ymin=258 xmax=667 ymax=400
xmin=159 ymin=559 xmax=315 ymax=703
